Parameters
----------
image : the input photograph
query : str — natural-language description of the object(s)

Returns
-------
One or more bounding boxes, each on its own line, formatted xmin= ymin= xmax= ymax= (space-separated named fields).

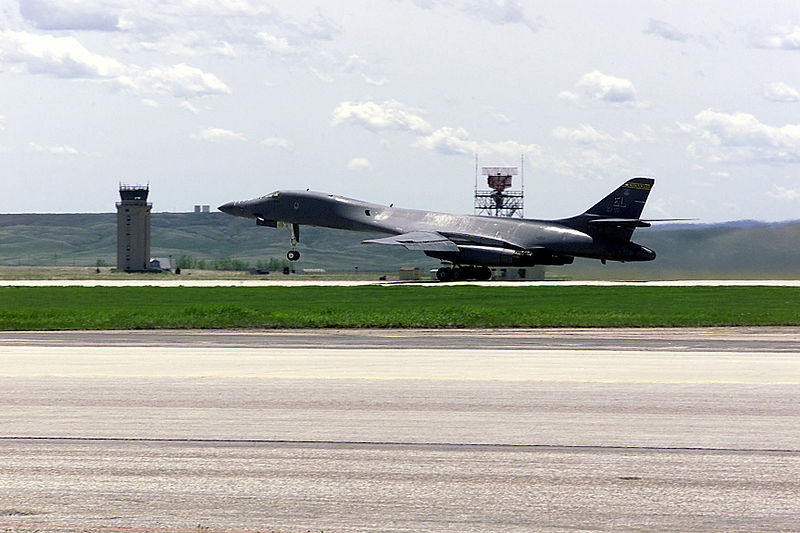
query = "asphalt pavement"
xmin=1 ymin=328 xmax=798 ymax=532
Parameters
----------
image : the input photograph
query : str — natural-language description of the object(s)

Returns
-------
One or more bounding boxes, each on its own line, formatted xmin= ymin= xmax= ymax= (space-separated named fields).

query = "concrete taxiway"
xmin=1 ymin=329 xmax=798 ymax=532
xmin=2 ymin=278 xmax=800 ymax=286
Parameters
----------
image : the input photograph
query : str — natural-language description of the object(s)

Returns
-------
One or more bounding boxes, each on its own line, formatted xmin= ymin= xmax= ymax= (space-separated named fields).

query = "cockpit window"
xmin=259 ymin=192 xmax=280 ymax=200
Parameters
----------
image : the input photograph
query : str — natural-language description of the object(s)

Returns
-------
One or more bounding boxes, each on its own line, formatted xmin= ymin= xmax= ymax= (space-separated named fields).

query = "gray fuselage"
xmin=219 ymin=190 xmax=655 ymax=267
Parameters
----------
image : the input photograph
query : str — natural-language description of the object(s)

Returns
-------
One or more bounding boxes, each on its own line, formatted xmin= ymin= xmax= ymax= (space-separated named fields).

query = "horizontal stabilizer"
xmin=362 ymin=231 xmax=459 ymax=252
xmin=641 ymin=218 xmax=697 ymax=222
xmin=588 ymin=217 xmax=696 ymax=228
xmin=588 ymin=218 xmax=652 ymax=228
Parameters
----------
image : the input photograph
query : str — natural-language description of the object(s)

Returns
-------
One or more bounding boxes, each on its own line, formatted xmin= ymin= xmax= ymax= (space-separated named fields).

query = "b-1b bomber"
xmin=219 ymin=177 xmax=666 ymax=281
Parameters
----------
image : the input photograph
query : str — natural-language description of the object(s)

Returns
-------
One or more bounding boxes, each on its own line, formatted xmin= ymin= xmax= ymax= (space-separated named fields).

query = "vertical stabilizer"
xmin=560 ymin=177 xmax=656 ymax=242
xmin=583 ymin=177 xmax=654 ymax=219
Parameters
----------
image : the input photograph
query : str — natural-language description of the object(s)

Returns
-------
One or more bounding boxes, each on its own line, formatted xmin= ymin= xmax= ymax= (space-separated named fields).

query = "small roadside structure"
xmin=491 ymin=266 xmax=544 ymax=281
xmin=149 ymin=257 xmax=171 ymax=271
xmin=399 ymin=266 xmax=421 ymax=280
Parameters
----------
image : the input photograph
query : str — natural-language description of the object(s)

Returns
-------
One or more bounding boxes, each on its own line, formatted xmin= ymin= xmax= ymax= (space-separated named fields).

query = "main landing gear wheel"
xmin=287 ymin=250 xmax=300 ymax=261
xmin=436 ymin=267 xmax=454 ymax=282
xmin=436 ymin=265 xmax=493 ymax=282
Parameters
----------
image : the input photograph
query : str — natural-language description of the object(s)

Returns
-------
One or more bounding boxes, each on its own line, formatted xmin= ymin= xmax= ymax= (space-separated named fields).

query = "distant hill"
xmin=0 ymin=212 xmax=438 ymax=271
xmin=1 ymin=212 xmax=798 ymax=277
xmin=652 ymin=219 xmax=800 ymax=231
xmin=583 ymin=221 xmax=800 ymax=278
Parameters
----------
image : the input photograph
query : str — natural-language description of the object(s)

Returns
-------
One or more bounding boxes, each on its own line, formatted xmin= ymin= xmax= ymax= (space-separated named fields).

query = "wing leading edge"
xmin=362 ymin=231 xmax=459 ymax=252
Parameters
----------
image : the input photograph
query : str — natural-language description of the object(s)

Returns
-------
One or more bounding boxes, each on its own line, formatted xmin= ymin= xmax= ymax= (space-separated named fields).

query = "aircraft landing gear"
xmin=436 ymin=267 xmax=454 ymax=282
xmin=436 ymin=265 xmax=492 ymax=282
xmin=476 ymin=266 xmax=492 ymax=281
xmin=286 ymin=223 xmax=300 ymax=262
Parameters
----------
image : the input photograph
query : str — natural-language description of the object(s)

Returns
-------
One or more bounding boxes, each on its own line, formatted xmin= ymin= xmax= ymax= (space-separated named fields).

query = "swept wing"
xmin=362 ymin=231 xmax=459 ymax=252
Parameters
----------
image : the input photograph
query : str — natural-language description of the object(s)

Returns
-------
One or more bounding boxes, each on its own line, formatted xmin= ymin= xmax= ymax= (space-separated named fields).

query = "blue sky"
xmin=2 ymin=1 xmax=800 ymax=222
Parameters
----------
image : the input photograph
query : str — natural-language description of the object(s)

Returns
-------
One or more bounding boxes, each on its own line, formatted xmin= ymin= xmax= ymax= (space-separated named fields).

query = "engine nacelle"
xmin=425 ymin=245 xmax=574 ymax=267
xmin=606 ymin=242 xmax=656 ymax=262
xmin=517 ymin=249 xmax=575 ymax=265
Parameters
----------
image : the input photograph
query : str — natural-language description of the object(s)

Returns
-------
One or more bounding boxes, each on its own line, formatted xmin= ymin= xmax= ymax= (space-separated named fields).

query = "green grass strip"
xmin=1 ymin=286 xmax=799 ymax=330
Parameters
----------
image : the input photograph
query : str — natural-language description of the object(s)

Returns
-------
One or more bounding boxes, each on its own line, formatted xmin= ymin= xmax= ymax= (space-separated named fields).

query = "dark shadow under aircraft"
xmin=220 ymin=177 xmax=669 ymax=281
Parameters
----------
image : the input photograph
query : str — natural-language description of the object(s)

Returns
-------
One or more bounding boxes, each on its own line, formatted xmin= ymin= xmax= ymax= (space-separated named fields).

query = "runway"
xmin=1 ymin=329 xmax=798 ymax=532
xmin=2 ymin=278 xmax=800 ymax=287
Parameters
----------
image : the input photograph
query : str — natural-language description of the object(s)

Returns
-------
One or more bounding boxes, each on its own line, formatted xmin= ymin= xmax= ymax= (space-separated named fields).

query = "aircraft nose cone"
xmin=218 ymin=201 xmax=237 ymax=215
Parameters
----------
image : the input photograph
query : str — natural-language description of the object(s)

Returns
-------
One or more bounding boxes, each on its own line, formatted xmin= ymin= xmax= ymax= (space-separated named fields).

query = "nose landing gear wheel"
xmin=287 ymin=250 xmax=300 ymax=261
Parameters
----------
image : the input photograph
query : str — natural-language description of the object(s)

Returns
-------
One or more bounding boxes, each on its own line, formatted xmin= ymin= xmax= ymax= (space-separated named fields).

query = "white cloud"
xmin=556 ymin=90 xmax=578 ymax=104
xmin=622 ymin=131 xmax=641 ymax=143
xmin=117 ymin=1 xmax=278 ymax=37
xmin=464 ymin=0 xmax=544 ymax=31
xmin=552 ymin=124 xmax=613 ymax=145
xmin=258 ymin=32 xmax=294 ymax=56
xmin=560 ymin=70 xmax=639 ymax=106
xmin=117 ymin=63 xmax=231 ymax=98
xmin=332 ymin=100 xmax=431 ymax=133
xmin=0 ymin=30 xmax=124 ymax=78
xmin=415 ymin=126 xmax=539 ymax=158
xmin=19 ymin=0 xmax=120 ymax=31
xmin=412 ymin=0 xmax=544 ymax=31
xmin=116 ymin=2 xmax=338 ymax=59
xmin=309 ymin=66 xmax=335 ymax=83
xmin=191 ymin=128 xmax=246 ymax=142
xmin=290 ymin=7 xmax=341 ymax=41
xmin=342 ymin=54 xmax=368 ymax=73
xmin=362 ymin=75 xmax=389 ymax=86
xmin=332 ymin=100 xmax=538 ymax=159
xmin=0 ymin=115 xmax=4 ymax=132
xmin=754 ymin=25 xmax=800 ymax=50
xmin=180 ymin=101 xmax=200 ymax=114
xmin=3 ymin=4 xmax=359 ymax=95
xmin=764 ymin=82 xmax=799 ymax=102
xmin=766 ymin=185 xmax=800 ymax=200
xmin=0 ymin=31 xmax=230 ymax=99
xmin=415 ymin=126 xmax=474 ymax=155
xmin=126 ymin=33 xmax=237 ymax=58
xmin=683 ymin=109 xmax=800 ymax=163
xmin=343 ymin=54 xmax=388 ymax=86
xmin=490 ymin=112 xmax=513 ymax=124
xmin=260 ymin=137 xmax=294 ymax=151
xmin=5 ymin=1 xmax=343 ymax=85
xmin=28 ymin=141 xmax=81 ymax=155
xmin=643 ymin=19 xmax=689 ymax=42
xmin=347 ymin=157 xmax=372 ymax=171
xmin=549 ymin=150 xmax=635 ymax=183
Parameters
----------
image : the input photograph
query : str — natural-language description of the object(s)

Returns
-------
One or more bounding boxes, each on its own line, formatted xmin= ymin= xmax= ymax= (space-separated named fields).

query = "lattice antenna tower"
xmin=474 ymin=160 xmax=524 ymax=218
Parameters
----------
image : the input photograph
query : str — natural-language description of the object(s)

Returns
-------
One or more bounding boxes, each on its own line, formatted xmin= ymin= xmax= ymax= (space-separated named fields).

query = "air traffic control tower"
xmin=116 ymin=184 xmax=152 ymax=271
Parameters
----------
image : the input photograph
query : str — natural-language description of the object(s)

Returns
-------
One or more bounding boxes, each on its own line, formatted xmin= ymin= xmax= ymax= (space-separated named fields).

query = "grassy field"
xmin=1 ymin=286 xmax=799 ymax=329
